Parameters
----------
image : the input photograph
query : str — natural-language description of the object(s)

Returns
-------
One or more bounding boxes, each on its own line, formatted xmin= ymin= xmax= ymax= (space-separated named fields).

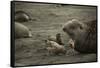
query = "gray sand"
xmin=14 ymin=2 xmax=97 ymax=66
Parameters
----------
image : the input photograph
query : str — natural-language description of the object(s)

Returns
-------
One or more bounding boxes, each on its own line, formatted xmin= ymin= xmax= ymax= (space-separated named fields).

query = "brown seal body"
xmin=45 ymin=40 xmax=66 ymax=55
xmin=15 ymin=11 xmax=30 ymax=22
xmin=63 ymin=19 xmax=97 ymax=53
xmin=56 ymin=33 xmax=64 ymax=45
xmin=47 ymin=33 xmax=64 ymax=45
xmin=15 ymin=22 xmax=32 ymax=39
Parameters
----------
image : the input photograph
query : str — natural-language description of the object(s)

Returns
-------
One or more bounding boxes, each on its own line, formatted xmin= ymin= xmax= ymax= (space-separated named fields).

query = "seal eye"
xmin=80 ymin=26 xmax=83 ymax=29
xmin=79 ymin=24 xmax=84 ymax=30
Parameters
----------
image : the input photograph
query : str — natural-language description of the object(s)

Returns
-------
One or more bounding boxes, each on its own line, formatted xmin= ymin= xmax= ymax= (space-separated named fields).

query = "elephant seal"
xmin=45 ymin=40 xmax=66 ymax=55
xmin=15 ymin=11 xmax=31 ymax=22
xmin=47 ymin=33 xmax=64 ymax=45
xmin=63 ymin=19 xmax=97 ymax=53
xmin=47 ymin=35 xmax=56 ymax=42
xmin=56 ymin=33 xmax=64 ymax=45
xmin=15 ymin=22 xmax=32 ymax=39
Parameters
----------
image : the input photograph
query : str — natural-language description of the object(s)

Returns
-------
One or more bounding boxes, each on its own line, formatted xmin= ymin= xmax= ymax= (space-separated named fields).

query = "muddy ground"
xmin=14 ymin=2 xmax=97 ymax=66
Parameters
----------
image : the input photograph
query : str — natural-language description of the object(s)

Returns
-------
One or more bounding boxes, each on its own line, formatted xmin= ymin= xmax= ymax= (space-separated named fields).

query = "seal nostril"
xmin=63 ymin=28 xmax=66 ymax=31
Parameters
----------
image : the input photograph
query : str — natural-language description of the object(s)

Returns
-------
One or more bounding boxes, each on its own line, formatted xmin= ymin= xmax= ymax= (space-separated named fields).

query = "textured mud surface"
xmin=14 ymin=2 xmax=97 ymax=66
